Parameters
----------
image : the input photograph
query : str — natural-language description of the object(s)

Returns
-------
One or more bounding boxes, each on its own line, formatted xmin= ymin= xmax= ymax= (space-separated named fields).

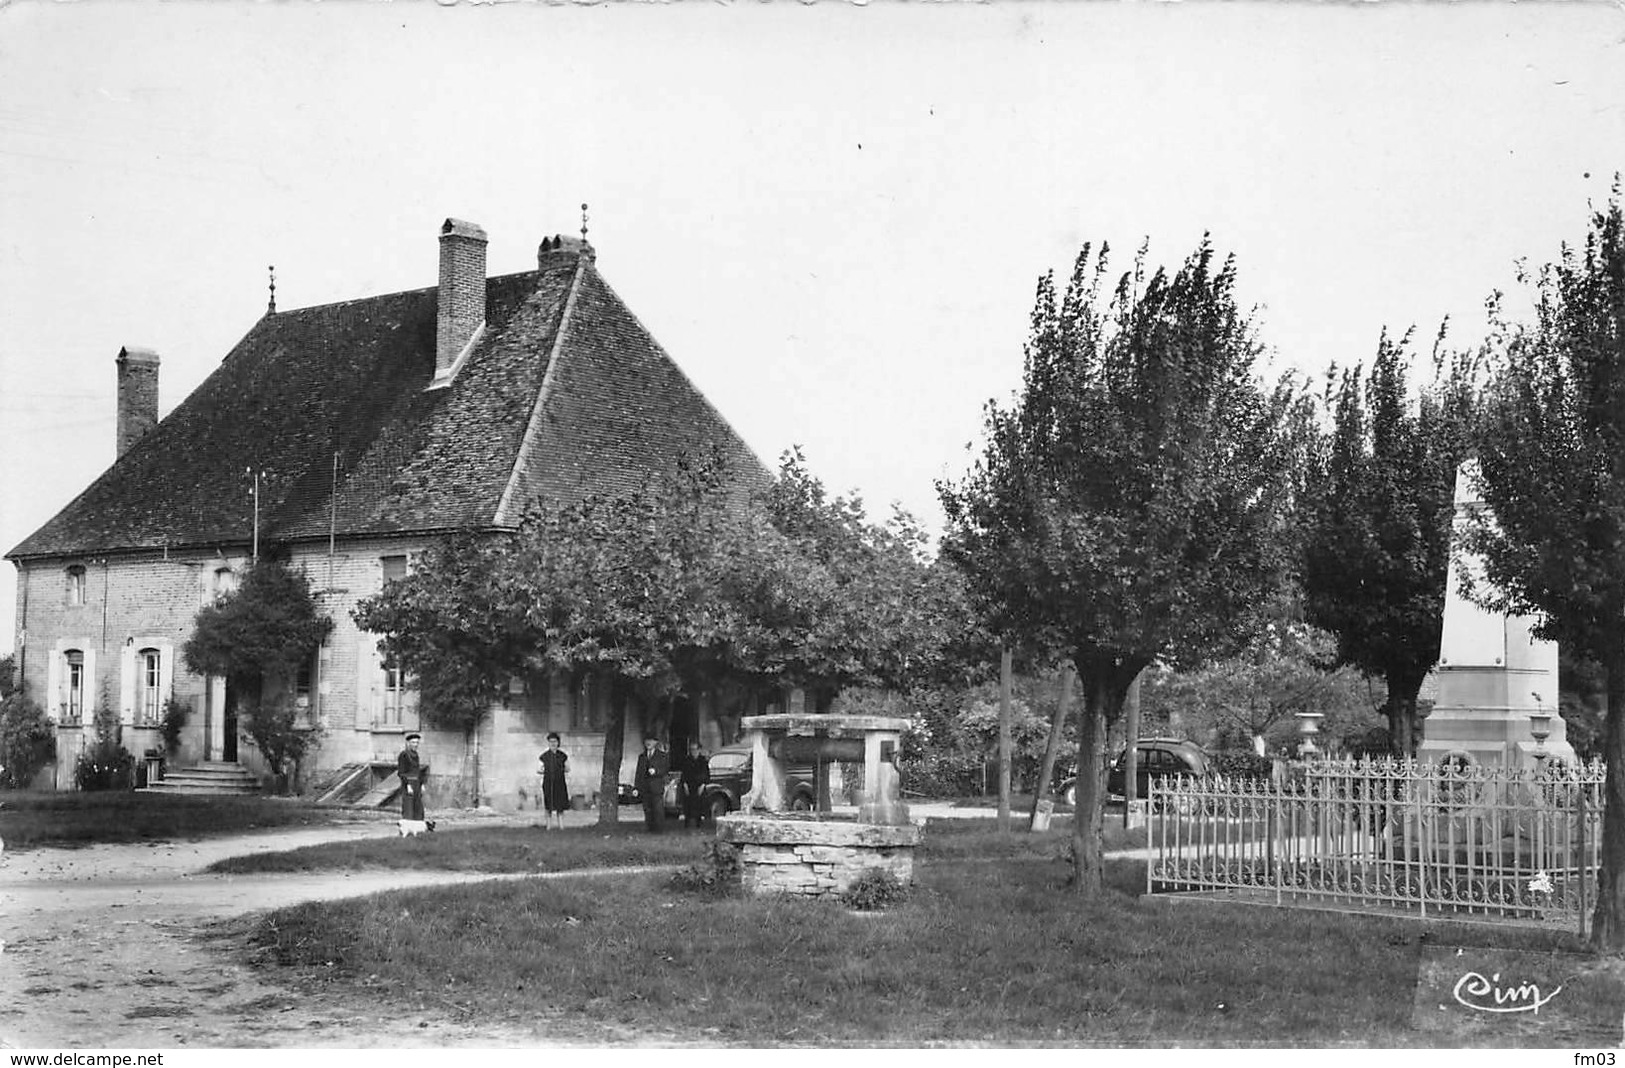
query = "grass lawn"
xmin=0 ymin=790 xmax=366 ymax=849
xmin=236 ymin=817 xmax=1594 ymax=1046
xmin=207 ymin=811 xmax=1148 ymax=875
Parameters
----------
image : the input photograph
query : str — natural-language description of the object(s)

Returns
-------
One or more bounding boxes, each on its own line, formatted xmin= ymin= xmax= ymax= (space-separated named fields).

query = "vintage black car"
xmin=1058 ymin=738 xmax=1210 ymax=805
xmin=664 ymin=745 xmax=817 ymax=822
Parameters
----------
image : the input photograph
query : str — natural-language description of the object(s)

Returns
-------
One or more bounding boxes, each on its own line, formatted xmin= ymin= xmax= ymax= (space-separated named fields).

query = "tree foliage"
xmin=355 ymin=450 xmax=969 ymax=823
xmin=1151 ymin=622 xmax=1380 ymax=756
xmin=1464 ymin=186 xmax=1625 ymax=950
xmin=183 ymin=552 xmax=333 ymax=788
xmin=940 ymin=237 xmax=1309 ymax=893
xmin=1300 ymin=329 xmax=1475 ymax=755
xmin=0 ymin=690 xmax=53 ymax=789
xmin=184 ymin=553 xmax=335 ymax=687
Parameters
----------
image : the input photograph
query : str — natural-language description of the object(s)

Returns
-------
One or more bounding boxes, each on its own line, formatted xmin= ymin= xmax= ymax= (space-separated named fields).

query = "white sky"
xmin=2 ymin=1 xmax=1623 ymax=657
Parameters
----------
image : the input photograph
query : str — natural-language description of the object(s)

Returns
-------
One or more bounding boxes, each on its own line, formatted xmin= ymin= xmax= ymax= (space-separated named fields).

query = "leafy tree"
xmin=1559 ymin=648 xmax=1605 ymax=762
xmin=1162 ymin=622 xmax=1380 ymax=756
xmin=1463 ymin=186 xmax=1625 ymax=950
xmin=351 ymin=531 xmax=530 ymax=735
xmin=940 ymin=237 xmax=1309 ymax=892
xmin=1300 ymin=330 xmax=1475 ymax=756
xmin=0 ymin=653 xmax=16 ymax=698
xmin=357 ymin=450 xmax=971 ymax=822
xmin=183 ymin=552 xmax=333 ymax=788
xmin=755 ymin=449 xmax=980 ymax=705
xmin=240 ymin=697 xmax=321 ymax=792
xmin=0 ymin=690 xmax=53 ymax=788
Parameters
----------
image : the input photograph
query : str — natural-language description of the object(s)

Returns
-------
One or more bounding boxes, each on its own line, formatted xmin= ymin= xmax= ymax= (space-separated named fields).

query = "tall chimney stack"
xmin=436 ymin=218 xmax=488 ymax=378
xmin=115 ymin=346 xmax=160 ymax=457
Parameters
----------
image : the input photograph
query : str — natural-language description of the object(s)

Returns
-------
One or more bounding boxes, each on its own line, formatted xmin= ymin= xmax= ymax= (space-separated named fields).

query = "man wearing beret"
xmin=398 ymin=732 xmax=434 ymax=830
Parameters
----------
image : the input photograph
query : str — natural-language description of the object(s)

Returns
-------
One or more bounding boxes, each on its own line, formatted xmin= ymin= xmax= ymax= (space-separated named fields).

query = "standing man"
xmin=634 ymin=735 xmax=669 ymax=833
xmin=681 ymin=738 xmax=711 ymax=829
xmin=398 ymin=732 xmax=434 ymax=831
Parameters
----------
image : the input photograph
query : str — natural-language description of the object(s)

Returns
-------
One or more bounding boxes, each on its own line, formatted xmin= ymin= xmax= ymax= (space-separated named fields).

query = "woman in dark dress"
xmin=538 ymin=732 xmax=569 ymax=830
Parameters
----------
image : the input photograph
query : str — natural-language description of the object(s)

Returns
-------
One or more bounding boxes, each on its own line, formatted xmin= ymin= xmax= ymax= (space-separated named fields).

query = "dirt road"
xmin=0 ymin=810 xmax=664 ymax=1049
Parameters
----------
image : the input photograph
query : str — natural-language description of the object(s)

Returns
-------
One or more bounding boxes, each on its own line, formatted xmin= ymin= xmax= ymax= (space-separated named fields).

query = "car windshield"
xmin=709 ymin=752 xmax=749 ymax=773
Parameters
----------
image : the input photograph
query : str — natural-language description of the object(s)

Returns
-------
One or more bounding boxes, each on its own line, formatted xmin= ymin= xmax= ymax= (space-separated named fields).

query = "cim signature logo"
xmin=1452 ymin=970 xmax=1563 ymax=1015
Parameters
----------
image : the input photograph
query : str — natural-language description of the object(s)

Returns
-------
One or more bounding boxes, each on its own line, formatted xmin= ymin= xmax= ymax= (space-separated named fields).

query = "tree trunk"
xmin=997 ymin=647 xmax=1013 ymax=834
xmin=597 ymin=675 xmax=628 ymax=828
xmin=1590 ymin=649 xmax=1625 ymax=952
xmin=1385 ymin=671 xmax=1421 ymax=758
xmin=1030 ymin=664 xmax=1075 ymax=830
xmin=1071 ymin=670 xmax=1109 ymax=894
xmin=1070 ymin=654 xmax=1143 ymax=894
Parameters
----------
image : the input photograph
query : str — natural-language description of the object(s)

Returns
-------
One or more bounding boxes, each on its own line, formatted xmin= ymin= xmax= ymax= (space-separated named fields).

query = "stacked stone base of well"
xmin=715 ymin=814 xmax=922 ymax=897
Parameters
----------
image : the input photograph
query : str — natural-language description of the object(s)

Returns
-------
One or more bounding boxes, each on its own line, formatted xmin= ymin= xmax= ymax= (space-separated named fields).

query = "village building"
xmin=6 ymin=219 xmax=772 ymax=808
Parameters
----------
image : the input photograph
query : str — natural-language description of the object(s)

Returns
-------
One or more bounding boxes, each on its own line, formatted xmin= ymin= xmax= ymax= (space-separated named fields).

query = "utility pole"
xmin=246 ymin=466 xmax=262 ymax=562
xmin=997 ymin=646 xmax=1013 ymax=833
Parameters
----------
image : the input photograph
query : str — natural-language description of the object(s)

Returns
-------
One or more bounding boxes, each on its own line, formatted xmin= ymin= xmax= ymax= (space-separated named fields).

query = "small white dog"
xmin=397 ymin=819 xmax=428 ymax=837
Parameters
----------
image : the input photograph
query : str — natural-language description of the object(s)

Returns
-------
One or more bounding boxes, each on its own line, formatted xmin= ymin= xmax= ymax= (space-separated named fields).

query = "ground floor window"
xmin=136 ymin=648 xmax=162 ymax=725
xmin=63 ymin=650 xmax=85 ymax=723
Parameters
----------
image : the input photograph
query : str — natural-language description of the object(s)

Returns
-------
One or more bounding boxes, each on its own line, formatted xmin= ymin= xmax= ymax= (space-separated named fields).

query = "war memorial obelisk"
xmin=1418 ymin=462 xmax=1576 ymax=769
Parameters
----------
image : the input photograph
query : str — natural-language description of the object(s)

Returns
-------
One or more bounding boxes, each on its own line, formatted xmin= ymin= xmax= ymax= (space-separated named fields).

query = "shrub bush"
xmin=1206 ymin=750 xmax=1275 ymax=781
xmin=161 ymin=696 xmax=189 ymax=756
xmin=75 ymin=738 xmax=135 ymax=791
xmin=897 ymin=753 xmax=984 ymax=798
xmin=669 ymin=839 xmax=743 ymax=896
xmin=0 ymin=691 xmax=54 ymax=788
xmin=840 ymin=866 xmax=909 ymax=910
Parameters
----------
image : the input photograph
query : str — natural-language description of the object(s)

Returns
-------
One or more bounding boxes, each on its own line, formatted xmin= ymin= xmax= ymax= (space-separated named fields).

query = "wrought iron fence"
xmin=1146 ymin=757 xmax=1605 ymax=934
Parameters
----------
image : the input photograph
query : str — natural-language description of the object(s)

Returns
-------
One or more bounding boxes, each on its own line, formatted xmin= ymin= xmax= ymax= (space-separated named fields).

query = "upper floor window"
xmin=381 ymin=554 xmax=408 ymax=585
xmin=66 ymin=566 xmax=86 ymax=606
xmin=63 ymin=649 xmax=85 ymax=723
xmin=213 ymin=567 xmax=238 ymax=599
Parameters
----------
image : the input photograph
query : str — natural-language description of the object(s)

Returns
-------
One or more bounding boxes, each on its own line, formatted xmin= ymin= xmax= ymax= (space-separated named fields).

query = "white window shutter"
xmin=82 ymin=647 xmax=97 ymax=723
xmin=357 ymin=637 xmax=380 ymax=728
xmin=118 ymin=645 xmax=134 ymax=726
xmin=157 ymin=642 xmax=174 ymax=716
xmin=46 ymin=648 xmax=61 ymax=722
xmin=318 ymin=643 xmax=333 ymax=697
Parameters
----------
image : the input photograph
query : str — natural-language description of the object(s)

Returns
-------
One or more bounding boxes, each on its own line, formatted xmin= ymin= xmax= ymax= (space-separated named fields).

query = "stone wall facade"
xmin=10 ymin=536 xmax=734 ymax=806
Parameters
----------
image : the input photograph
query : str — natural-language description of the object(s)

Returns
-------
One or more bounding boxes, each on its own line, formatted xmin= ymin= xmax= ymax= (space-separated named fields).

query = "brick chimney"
xmin=537 ymin=233 xmax=594 ymax=267
xmin=436 ymin=218 xmax=487 ymax=378
xmin=115 ymin=346 xmax=160 ymax=457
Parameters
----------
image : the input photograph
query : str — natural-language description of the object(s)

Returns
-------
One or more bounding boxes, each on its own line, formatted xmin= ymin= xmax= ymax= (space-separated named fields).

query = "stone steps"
xmin=142 ymin=762 xmax=261 ymax=795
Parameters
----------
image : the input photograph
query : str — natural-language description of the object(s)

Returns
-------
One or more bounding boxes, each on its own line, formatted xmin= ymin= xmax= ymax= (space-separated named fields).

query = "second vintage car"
xmin=664 ymin=744 xmax=818 ymax=822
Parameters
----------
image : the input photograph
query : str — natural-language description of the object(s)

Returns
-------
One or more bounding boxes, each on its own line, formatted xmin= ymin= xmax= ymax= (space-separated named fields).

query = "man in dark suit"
xmin=397 ymin=732 xmax=434 ymax=831
xmin=681 ymin=738 xmax=711 ymax=829
xmin=634 ymin=735 xmax=669 ymax=833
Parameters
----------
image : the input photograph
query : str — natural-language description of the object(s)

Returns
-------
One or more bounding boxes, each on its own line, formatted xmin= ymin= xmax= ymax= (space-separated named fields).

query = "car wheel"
xmin=707 ymin=794 xmax=731 ymax=823
xmin=1062 ymin=782 xmax=1076 ymax=807
xmin=789 ymin=792 xmax=814 ymax=812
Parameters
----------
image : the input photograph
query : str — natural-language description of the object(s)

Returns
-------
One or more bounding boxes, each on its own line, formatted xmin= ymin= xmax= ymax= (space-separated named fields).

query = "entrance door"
xmin=203 ymin=679 xmax=215 ymax=761
xmin=223 ymin=677 xmax=239 ymax=762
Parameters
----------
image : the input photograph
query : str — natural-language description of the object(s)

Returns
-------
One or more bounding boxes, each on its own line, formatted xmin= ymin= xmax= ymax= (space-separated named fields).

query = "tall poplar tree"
xmin=1300 ymin=330 xmax=1474 ymax=756
xmin=940 ymin=237 xmax=1308 ymax=893
xmin=1464 ymin=187 xmax=1625 ymax=950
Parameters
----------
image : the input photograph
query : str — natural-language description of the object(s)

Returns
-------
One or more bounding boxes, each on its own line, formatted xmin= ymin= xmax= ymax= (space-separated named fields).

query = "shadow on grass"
xmin=0 ymin=790 xmax=363 ymax=850
xmin=230 ymin=818 xmax=1590 ymax=1047
xmin=208 ymin=823 xmax=708 ymax=874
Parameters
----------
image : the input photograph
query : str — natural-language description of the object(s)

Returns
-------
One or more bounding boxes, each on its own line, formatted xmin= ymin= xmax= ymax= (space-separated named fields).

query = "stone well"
xmin=712 ymin=713 xmax=921 ymax=897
